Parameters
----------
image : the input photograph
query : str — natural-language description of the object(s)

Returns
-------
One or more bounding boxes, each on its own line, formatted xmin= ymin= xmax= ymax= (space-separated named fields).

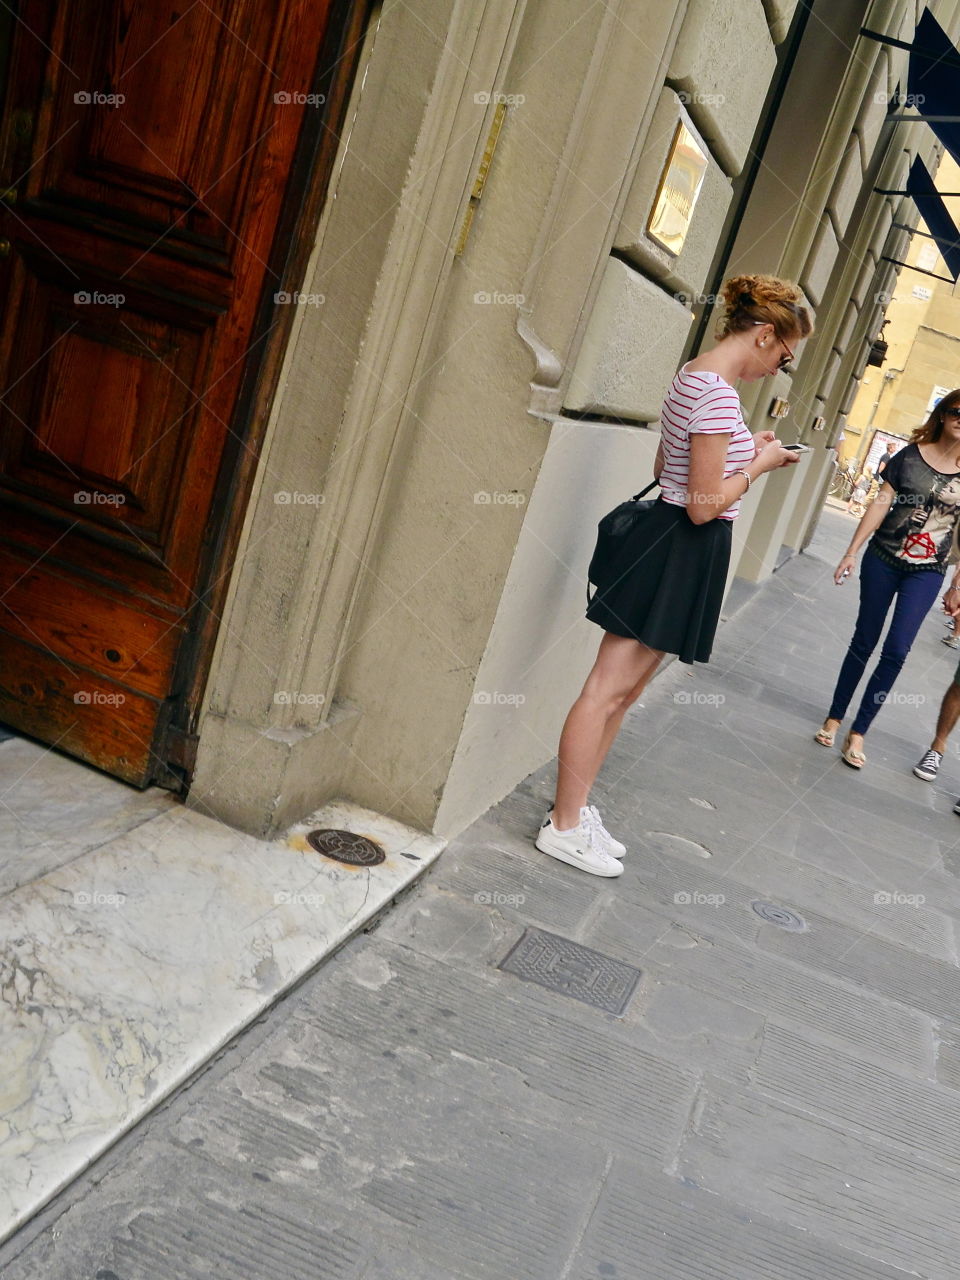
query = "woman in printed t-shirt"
xmin=535 ymin=274 xmax=812 ymax=878
xmin=816 ymin=389 xmax=960 ymax=768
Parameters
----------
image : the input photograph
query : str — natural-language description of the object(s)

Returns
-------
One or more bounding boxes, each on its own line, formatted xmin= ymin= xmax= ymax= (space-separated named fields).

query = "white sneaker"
xmin=540 ymin=805 xmax=627 ymax=859
xmin=535 ymin=814 xmax=624 ymax=877
xmin=587 ymin=804 xmax=627 ymax=858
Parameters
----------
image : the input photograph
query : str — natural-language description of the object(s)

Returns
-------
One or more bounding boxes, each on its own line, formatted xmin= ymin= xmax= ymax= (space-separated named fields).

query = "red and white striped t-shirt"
xmin=658 ymin=364 xmax=755 ymax=520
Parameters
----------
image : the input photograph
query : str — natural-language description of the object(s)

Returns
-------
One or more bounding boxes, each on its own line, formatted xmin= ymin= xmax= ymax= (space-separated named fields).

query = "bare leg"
xmin=553 ymin=634 xmax=663 ymax=830
xmin=931 ymin=682 xmax=960 ymax=754
xmin=588 ymin=650 xmax=664 ymax=787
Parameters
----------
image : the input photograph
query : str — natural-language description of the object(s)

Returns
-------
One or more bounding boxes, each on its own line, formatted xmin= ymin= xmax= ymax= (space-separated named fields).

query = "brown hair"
xmin=716 ymin=273 xmax=813 ymax=342
xmin=912 ymin=388 xmax=960 ymax=445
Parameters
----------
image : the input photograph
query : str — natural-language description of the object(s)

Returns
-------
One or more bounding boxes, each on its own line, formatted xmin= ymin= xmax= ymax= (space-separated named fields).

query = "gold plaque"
xmin=647 ymin=121 xmax=709 ymax=256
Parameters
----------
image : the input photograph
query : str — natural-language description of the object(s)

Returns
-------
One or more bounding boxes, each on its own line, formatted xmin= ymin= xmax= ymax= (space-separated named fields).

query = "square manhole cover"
xmin=498 ymin=927 xmax=641 ymax=1015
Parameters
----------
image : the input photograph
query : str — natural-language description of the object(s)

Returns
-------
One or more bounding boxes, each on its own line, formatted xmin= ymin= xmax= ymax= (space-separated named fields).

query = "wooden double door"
xmin=0 ymin=0 xmax=363 ymax=786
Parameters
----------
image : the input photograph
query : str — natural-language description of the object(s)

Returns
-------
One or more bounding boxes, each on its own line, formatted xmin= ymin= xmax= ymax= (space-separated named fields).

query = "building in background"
xmin=842 ymin=148 xmax=960 ymax=472
xmin=3 ymin=1 xmax=960 ymax=841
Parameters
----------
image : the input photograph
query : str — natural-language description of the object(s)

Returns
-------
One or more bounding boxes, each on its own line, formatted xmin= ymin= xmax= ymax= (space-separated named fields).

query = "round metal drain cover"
xmin=751 ymin=900 xmax=807 ymax=931
xmin=306 ymin=828 xmax=386 ymax=866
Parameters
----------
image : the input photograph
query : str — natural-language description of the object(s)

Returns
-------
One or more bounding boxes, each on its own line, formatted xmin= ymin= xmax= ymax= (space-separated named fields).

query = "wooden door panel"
xmin=0 ymin=631 xmax=161 ymax=781
xmin=0 ymin=0 xmax=346 ymax=785
xmin=3 ymin=261 xmax=215 ymax=566
xmin=0 ymin=547 xmax=178 ymax=698
xmin=31 ymin=5 xmax=286 ymax=256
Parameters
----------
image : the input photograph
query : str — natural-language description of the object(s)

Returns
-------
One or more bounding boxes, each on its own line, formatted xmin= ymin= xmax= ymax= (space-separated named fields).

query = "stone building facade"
xmin=844 ymin=150 xmax=960 ymax=455
xmin=188 ymin=0 xmax=960 ymax=838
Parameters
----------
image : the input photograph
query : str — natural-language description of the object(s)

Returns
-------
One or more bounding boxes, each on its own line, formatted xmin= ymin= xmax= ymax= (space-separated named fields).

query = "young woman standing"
xmin=817 ymin=389 xmax=960 ymax=768
xmin=536 ymin=274 xmax=812 ymax=876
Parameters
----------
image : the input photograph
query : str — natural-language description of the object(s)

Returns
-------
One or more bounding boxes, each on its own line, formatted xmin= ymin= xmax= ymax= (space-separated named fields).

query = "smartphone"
xmin=783 ymin=443 xmax=810 ymax=453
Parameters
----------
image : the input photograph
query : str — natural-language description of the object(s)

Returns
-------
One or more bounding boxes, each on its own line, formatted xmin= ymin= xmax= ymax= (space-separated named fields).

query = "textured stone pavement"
xmin=4 ymin=505 xmax=960 ymax=1279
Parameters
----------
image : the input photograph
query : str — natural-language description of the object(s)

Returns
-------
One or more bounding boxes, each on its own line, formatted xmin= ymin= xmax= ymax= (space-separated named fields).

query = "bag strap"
xmin=630 ymin=478 xmax=659 ymax=502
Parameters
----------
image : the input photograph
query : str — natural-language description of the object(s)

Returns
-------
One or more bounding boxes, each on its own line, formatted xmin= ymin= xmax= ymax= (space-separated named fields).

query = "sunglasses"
xmin=753 ymin=321 xmax=794 ymax=369
xmin=943 ymin=407 xmax=960 ymax=418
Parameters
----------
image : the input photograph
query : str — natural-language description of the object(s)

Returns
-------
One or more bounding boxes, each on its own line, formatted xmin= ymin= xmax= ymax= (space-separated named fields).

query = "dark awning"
xmin=907 ymin=8 xmax=960 ymax=167
xmin=905 ymin=155 xmax=960 ymax=281
xmin=861 ymin=10 xmax=960 ymax=282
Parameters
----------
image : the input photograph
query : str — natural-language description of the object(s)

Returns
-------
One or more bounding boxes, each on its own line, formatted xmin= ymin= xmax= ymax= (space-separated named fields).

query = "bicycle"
xmin=829 ymin=468 xmax=855 ymax=501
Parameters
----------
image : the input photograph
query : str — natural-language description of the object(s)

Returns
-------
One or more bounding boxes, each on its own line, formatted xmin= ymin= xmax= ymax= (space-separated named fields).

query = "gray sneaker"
xmin=913 ymin=749 xmax=943 ymax=782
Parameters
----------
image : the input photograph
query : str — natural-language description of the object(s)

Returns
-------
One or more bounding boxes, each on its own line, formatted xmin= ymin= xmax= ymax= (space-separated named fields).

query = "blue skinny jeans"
xmin=827 ymin=546 xmax=943 ymax=735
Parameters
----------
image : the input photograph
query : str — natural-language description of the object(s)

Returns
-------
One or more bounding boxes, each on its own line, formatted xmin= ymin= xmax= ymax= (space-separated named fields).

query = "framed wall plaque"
xmin=647 ymin=120 xmax=709 ymax=256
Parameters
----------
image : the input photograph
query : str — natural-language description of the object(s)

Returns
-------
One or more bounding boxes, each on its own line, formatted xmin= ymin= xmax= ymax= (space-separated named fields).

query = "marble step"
xmin=0 ymin=799 xmax=444 ymax=1245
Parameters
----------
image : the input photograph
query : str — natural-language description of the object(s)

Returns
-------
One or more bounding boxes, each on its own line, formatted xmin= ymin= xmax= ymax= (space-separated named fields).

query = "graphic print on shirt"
xmin=871 ymin=444 xmax=960 ymax=570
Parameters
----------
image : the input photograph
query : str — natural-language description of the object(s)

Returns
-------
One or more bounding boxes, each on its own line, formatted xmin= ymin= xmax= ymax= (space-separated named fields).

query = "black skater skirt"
xmin=585 ymin=498 xmax=732 ymax=665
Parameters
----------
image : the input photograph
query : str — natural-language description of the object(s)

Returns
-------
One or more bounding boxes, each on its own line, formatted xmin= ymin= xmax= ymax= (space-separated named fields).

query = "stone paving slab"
xmin=678 ymin=1080 xmax=960 ymax=1279
xmin=757 ymin=900 xmax=960 ymax=1021
xmin=291 ymin=939 xmax=701 ymax=1160
xmin=724 ymin=844 xmax=957 ymax=959
xmin=754 ymin=1023 xmax=960 ymax=1167
xmin=376 ymin=883 xmax=766 ymax=1081
xmin=6 ymin=507 xmax=960 ymax=1278
xmin=591 ymin=920 xmax=936 ymax=1076
xmin=567 ymin=1157 xmax=914 ymax=1280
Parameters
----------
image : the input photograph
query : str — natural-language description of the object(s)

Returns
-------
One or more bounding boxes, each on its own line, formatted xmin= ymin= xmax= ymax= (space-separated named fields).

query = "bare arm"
xmin=845 ymin=482 xmax=895 ymax=554
xmin=833 ymin=481 xmax=895 ymax=583
xmin=686 ymin=432 xmax=797 ymax=525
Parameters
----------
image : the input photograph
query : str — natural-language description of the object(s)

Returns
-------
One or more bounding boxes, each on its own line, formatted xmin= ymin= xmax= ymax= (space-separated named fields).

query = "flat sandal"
xmin=841 ymin=732 xmax=866 ymax=769
xmin=814 ymin=723 xmax=837 ymax=748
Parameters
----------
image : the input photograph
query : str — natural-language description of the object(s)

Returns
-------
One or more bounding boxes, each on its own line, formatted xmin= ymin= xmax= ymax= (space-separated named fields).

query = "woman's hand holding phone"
xmin=756 ymin=438 xmax=800 ymax=472
xmin=835 ymin=553 xmax=856 ymax=585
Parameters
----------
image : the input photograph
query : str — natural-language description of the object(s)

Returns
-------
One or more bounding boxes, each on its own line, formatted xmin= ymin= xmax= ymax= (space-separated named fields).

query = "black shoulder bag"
xmin=586 ymin=479 xmax=660 ymax=606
